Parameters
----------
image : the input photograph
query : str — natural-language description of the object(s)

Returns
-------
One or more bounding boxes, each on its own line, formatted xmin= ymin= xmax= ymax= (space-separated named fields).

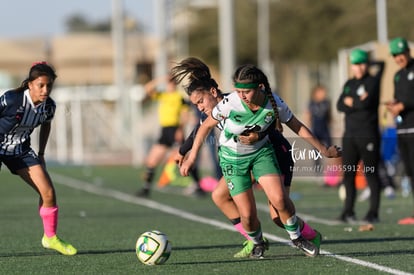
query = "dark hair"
xmin=170 ymin=57 xmax=222 ymax=97
xmin=233 ymin=64 xmax=283 ymax=132
xmin=16 ymin=61 xmax=57 ymax=92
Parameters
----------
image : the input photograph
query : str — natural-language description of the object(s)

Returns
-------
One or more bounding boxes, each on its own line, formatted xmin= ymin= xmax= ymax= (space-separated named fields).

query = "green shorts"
xmin=218 ymin=143 xmax=280 ymax=196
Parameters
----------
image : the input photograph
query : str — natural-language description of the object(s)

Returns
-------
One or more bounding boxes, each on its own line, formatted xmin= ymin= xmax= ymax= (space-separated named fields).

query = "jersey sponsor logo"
xmin=233 ymin=114 xmax=242 ymax=122
xmin=241 ymin=125 xmax=260 ymax=135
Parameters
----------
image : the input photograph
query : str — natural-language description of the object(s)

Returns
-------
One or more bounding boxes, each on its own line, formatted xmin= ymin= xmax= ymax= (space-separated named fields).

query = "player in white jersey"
xmin=0 ymin=62 xmax=77 ymax=255
xmin=179 ymin=63 xmax=341 ymax=258
xmin=171 ymin=57 xmax=329 ymax=258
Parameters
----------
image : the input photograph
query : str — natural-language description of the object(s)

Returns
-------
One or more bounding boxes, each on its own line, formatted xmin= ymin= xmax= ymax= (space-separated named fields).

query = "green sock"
xmin=284 ymin=215 xmax=301 ymax=240
xmin=246 ymin=224 xmax=263 ymax=244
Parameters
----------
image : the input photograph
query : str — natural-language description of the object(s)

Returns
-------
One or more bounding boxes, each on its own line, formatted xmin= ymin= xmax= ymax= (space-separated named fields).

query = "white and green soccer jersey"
xmin=211 ymin=91 xmax=292 ymax=156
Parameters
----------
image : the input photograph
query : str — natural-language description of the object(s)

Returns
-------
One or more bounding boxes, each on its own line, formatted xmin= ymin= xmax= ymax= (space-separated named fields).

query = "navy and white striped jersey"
xmin=0 ymin=89 xmax=56 ymax=156
xmin=178 ymin=95 xmax=227 ymax=157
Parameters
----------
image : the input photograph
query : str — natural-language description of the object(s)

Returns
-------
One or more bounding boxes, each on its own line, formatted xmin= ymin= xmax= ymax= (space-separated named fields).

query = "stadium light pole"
xmin=219 ymin=0 xmax=235 ymax=92
xmin=257 ymin=0 xmax=269 ymax=72
xmin=376 ymin=0 xmax=388 ymax=44
xmin=154 ymin=0 xmax=169 ymax=80
xmin=111 ymin=0 xmax=129 ymax=138
xmin=257 ymin=0 xmax=276 ymax=89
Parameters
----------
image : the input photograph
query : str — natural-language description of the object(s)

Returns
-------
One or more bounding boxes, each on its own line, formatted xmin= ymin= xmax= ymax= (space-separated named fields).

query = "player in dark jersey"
xmin=336 ymin=49 xmax=384 ymax=224
xmin=386 ymin=37 xmax=414 ymax=225
xmin=0 ymin=62 xmax=76 ymax=255
xmin=171 ymin=57 xmax=341 ymax=258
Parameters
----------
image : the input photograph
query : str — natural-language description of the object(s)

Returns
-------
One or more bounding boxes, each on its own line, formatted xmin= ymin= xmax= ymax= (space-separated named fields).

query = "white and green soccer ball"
xmin=136 ymin=230 xmax=171 ymax=265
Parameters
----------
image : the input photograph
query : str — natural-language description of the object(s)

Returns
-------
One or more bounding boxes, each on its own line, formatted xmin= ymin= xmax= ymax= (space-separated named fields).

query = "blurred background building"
xmin=0 ymin=0 xmax=413 ymax=169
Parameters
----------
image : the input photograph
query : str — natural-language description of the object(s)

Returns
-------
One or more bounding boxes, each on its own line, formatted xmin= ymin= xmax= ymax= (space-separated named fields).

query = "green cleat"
xmin=234 ymin=240 xmax=254 ymax=258
xmin=42 ymin=235 xmax=77 ymax=256
xmin=310 ymin=230 xmax=322 ymax=253
xmin=234 ymin=238 xmax=269 ymax=258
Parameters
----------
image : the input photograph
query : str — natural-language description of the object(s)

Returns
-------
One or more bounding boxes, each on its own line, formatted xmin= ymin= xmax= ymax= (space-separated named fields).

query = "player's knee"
xmin=40 ymin=187 xmax=56 ymax=205
xmin=211 ymin=188 xmax=228 ymax=206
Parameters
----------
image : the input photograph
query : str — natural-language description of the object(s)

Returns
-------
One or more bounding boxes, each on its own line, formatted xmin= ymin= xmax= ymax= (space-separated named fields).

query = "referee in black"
xmin=337 ymin=48 xmax=385 ymax=224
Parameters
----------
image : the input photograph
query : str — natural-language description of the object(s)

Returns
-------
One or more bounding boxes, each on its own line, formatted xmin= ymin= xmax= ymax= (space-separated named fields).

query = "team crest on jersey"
xmin=395 ymin=75 xmax=400 ymax=82
xmin=216 ymin=112 xmax=226 ymax=121
xmin=408 ymin=72 xmax=414 ymax=81
xmin=227 ymin=181 xmax=234 ymax=191
xmin=15 ymin=106 xmax=25 ymax=121
xmin=357 ymin=85 xmax=365 ymax=96
xmin=265 ymin=112 xmax=273 ymax=123
xmin=343 ymin=86 xmax=351 ymax=94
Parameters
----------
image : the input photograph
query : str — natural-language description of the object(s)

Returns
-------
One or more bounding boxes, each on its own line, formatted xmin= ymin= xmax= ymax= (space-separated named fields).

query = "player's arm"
xmin=38 ymin=121 xmax=51 ymax=162
xmin=179 ymin=115 xmax=218 ymax=176
xmin=370 ymin=60 xmax=385 ymax=80
xmin=175 ymin=124 xmax=200 ymax=166
xmin=238 ymin=121 xmax=274 ymax=145
xmin=286 ymin=115 xmax=341 ymax=158
xmin=336 ymin=84 xmax=354 ymax=113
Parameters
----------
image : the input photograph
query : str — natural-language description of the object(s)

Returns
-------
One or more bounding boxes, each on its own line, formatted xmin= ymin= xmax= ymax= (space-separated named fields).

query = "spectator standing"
xmin=386 ymin=37 xmax=414 ymax=224
xmin=307 ymin=84 xmax=332 ymax=148
xmin=336 ymin=49 xmax=385 ymax=224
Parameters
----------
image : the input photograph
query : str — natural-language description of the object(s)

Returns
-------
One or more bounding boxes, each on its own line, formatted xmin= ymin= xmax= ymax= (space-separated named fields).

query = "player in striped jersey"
xmin=0 ymin=62 xmax=76 ymax=255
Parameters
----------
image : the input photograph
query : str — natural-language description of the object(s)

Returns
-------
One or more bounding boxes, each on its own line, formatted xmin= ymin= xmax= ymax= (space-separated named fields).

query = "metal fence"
xmin=30 ymin=85 xmax=149 ymax=166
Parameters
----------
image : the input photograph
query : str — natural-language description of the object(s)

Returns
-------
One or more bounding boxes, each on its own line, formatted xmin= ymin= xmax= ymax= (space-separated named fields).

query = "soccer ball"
xmin=136 ymin=230 xmax=171 ymax=265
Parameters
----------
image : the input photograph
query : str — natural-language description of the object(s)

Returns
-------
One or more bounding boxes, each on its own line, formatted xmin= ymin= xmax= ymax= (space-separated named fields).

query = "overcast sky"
xmin=0 ymin=0 xmax=154 ymax=39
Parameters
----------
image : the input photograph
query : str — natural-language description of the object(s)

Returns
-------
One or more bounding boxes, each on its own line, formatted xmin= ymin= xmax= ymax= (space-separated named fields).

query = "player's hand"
xmin=344 ymin=96 xmax=353 ymax=107
xmin=322 ymin=145 xmax=342 ymax=158
xmin=238 ymin=132 xmax=259 ymax=145
xmin=174 ymin=151 xmax=185 ymax=167
xmin=385 ymin=101 xmax=404 ymax=117
xmin=179 ymin=157 xmax=195 ymax=176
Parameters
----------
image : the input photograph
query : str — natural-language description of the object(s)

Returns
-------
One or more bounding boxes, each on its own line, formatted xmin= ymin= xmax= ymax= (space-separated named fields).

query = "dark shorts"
xmin=270 ymin=132 xmax=294 ymax=187
xmin=157 ymin=126 xmax=180 ymax=147
xmin=0 ymin=149 xmax=41 ymax=174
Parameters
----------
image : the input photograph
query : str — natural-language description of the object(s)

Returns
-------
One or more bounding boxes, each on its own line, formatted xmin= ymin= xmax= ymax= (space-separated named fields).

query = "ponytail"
xmin=265 ymin=89 xmax=283 ymax=132
xmin=171 ymin=57 xmax=222 ymax=96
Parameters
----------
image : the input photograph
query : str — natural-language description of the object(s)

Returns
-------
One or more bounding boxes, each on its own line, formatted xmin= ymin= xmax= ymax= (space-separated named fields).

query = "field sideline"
xmin=1 ymin=165 xmax=413 ymax=274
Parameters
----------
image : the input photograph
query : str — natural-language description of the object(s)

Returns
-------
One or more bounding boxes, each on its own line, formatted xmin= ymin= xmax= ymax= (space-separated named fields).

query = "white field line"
xmin=51 ymin=173 xmax=413 ymax=275
xmin=256 ymin=203 xmax=344 ymax=226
